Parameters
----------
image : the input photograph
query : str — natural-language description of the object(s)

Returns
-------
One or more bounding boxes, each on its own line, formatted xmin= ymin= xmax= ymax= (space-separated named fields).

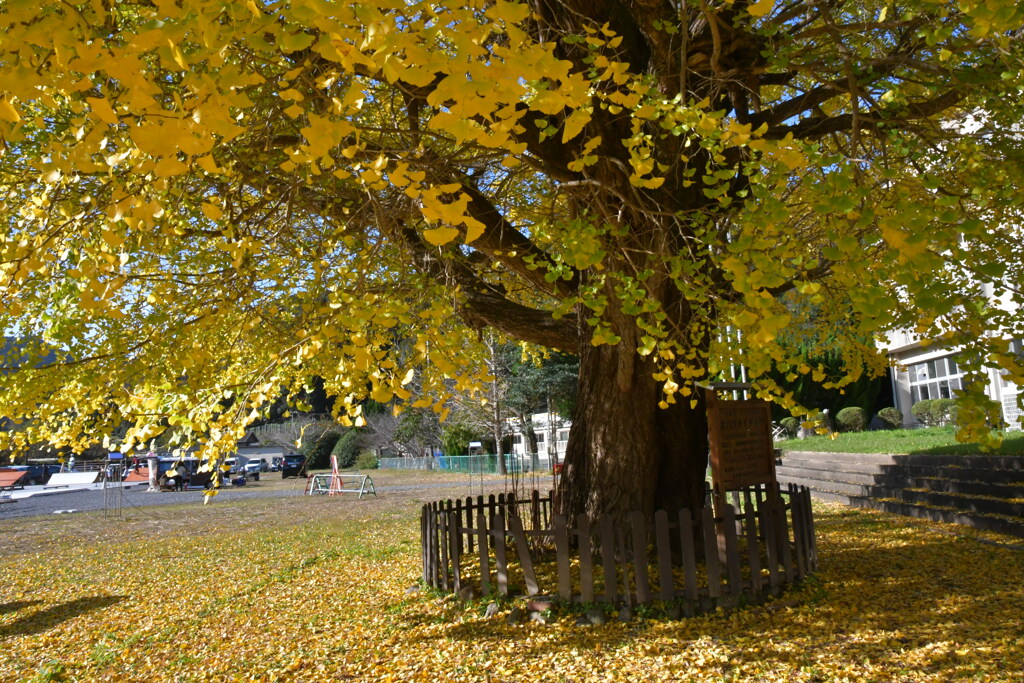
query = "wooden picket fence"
xmin=421 ymin=484 xmax=816 ymax=609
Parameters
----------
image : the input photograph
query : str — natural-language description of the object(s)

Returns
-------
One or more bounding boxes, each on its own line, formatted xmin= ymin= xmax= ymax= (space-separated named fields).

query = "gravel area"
xmin=0 ymin=477 xmax=512 ymax=520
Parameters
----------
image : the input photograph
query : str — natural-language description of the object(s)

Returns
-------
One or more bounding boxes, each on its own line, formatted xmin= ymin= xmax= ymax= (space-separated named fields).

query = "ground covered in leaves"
xmin=1 ymin=473 xmax=1022 ymax=682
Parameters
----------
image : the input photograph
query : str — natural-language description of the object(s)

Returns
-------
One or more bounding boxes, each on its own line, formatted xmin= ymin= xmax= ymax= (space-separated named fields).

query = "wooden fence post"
xmin=761 ymin=499 xmax=779 ymax=592
xmin=421 ymin=506 xmax=428 ymax=585
xmin=429 ymin=502 xmax=440 ymax=588
xmin=788 ymin=488 xmax=807 ymax=580
xmin=553 ymin=513 xmax=572 ymax=601
xmin=654 ymin=510 xmax=675 ymax=603
xmin=702 ymin=506 xmax=721 ymax=600
xmin=507 ymin=513 xmax=539 ymax=596
xmin=721 ymin=504 xmax=742 ymax=595
xmin=678 ymin=508 xmax=698 ymax=602
xmin=477 ymin=512 xmax=490 ymax=597
xmin=453 ymin=499 xmax=464 ymax=558
xmin=439 ymin=510 xmax=450 ymax=592
xmin=803 ymin=488 xmax=818 ymax=570
xmin=775 ymin=498 xmax=794 ymax=584
xmin=744 ymin=503 xmax=762 ymax=595
xmin=577 ymin=514 xmax=594 ymax=604
xmin=599 ymin=514 xmax=618 ymax=604
xmin=464 ymin=496 xmax=474 ymax=554
xmin=449 ymin=510 xmax=461 ymax=593
xmin=630 ymin=511 xmax=651 ymax=604
xmin=493 ymin=512 xmax=508 ymax=596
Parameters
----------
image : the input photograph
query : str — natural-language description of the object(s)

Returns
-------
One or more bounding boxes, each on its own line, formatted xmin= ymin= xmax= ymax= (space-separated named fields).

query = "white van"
xmin=222 ymin=456 xmax=249 ymax=474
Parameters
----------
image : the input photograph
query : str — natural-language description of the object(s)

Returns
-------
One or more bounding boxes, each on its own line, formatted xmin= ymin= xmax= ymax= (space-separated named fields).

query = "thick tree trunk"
xmin=556 ymin=338 xmax=709 ymax=519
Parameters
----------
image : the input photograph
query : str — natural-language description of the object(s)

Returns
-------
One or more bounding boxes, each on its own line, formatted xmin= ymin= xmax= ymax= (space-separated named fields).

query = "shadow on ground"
xmin=0 ymin=596 xmax=125 ymax=638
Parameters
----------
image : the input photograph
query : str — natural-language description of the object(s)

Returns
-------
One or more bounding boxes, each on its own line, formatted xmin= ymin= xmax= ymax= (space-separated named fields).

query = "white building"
xmin=507 ymin=412 xmax=571 ymax=466
xmin=881 ymin=288 xmax=1022 ymax=429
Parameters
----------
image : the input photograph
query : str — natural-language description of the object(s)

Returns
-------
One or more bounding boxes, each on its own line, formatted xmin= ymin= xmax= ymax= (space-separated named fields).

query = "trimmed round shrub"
xmin=812 ymin=410 xmax=834 ymax=432
xmin=911 ymin=398 xmax=957 ymax=426
xmin=780 ymin=417 xmax=800 ymax=438
xmin=911 ymin=399 xmax=935 ymax=425
xmin=931 ymin=398 xmax=957 ymax=425
xmin=876 ymin=407 xmax=903 ymax=430
xmin=331 ymin=429 xmax=362 ymax=469
xmin=836 ymin=407 xmax=868 ymax=432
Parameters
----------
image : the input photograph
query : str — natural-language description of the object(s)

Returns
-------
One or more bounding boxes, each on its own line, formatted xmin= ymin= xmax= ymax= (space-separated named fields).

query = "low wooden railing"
xmin=421 ymin=484 xmax=816 ymax=610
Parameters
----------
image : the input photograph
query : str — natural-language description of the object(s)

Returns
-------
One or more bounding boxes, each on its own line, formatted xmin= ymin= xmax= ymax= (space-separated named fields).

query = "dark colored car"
xmin=281 ymin=454 xmax=306 ymax=479
xmin=27 ymin=463 xmax=62 ymax=485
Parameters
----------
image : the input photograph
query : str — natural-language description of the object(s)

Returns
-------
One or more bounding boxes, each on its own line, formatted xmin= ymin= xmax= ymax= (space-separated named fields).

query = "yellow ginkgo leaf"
xmin=0 ymin=98 xmax=20 ymax=123
xmin=86 ymin=97 xmax=119 ymax=125
xmin=423 ymin=226 xmax=459 ymax=246
xmin=201 ymin=203 xmax=223 ymax=220
xmin=748 ymin=0 xmax=775 ymax=17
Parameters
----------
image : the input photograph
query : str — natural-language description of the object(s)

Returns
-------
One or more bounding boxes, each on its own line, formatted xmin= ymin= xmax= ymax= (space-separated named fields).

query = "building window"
xmin=908 ymin=355 xmax=964 ymax=403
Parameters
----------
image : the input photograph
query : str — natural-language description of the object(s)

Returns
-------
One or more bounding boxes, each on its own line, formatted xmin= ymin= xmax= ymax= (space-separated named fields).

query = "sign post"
xmin=705 ymin=384 xmax=778 ymax=513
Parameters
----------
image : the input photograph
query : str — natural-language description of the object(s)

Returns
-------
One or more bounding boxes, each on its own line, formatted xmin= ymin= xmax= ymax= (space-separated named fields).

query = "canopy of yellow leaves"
xmin=1 ymin=0 xmax=1024 ymax=465
xmin=0 ymin=481 xmax=1021 ymax=682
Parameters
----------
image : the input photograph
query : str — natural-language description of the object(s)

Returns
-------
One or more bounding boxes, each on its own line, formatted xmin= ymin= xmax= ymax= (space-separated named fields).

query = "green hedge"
xmin=302 ymin=430 xmax=342 ymax=469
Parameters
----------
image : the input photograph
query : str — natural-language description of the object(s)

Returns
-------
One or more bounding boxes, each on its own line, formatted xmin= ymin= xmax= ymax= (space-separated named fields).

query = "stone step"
xmin=902 ymin=477 xmax=1024 ymax=499
xmin=786 ymin=476 xmax=1024 ymax=517
xmin=776 ymin=457 xmax=887 ymax=475
xmin=800 ymin=487 xmax=1024 ymax=538
xmin=783 ymin=451 xmax=1024 ymax=474
xmin=876 ymin=464 xmax=1024 ymax=485
xmin=887 ymin=488 xmax=1024 ymax=518
xmin=781 ymin=458 xmax=1024 ymax=487
xmin=859 ymin=498 xmax=1024 ymax=538
xmin=896 ymin=454 xmax=1024 ymax=470
xmin=775 ymin=465 xmax=880 ymax=487
xmin=783 ymin=450 xmax=899 ymax=466
xmin=777 ymin=473 xmax=867 ymax=497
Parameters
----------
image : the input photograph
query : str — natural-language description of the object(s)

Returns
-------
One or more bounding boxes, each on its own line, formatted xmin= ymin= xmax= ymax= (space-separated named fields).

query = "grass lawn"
xmin=776 ymin=426 xmax=1024 ymax=456
xmin=1 ymin=471 xmax=1023 ymax=682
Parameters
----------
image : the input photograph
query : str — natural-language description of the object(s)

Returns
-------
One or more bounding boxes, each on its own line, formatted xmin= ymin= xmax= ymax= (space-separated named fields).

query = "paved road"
xmin=0 ymin=484 xmax=300 ymax=519
xmin=0 ymin=478 xmax=510 ymax=520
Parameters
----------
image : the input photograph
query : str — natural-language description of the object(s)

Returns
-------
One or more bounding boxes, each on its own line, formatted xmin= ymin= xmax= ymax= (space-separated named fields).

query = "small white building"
xmin=507 ymin=412 xmax=571 ymax=466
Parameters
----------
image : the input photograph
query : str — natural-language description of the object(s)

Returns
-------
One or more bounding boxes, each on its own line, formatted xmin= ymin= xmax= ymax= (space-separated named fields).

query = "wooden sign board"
xmin=706 ymin=388 xmax=777 ymax=492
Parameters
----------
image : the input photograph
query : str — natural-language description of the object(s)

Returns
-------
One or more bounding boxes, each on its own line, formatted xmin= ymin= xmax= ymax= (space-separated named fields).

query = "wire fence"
xmin=378 ymin=453 xmax=556 ymax=474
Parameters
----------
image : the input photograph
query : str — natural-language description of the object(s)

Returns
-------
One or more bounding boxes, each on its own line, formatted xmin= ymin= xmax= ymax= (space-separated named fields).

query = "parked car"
xmin=281 ymin=454 xmax=306 ymax=479
xmin=223 ymin=457 xmax=248 ymax=475
xmin=270 ymin=456 xmax=283 ymax=472
xmin=243 ymin=459 xmax=263 ymax=480
xmin=26 ymin=463 xmax=62 ymax=485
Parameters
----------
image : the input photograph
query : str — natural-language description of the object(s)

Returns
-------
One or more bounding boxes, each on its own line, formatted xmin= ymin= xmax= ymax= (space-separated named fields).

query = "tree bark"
xmin=557 ymin=334 xmax=709 ymax=520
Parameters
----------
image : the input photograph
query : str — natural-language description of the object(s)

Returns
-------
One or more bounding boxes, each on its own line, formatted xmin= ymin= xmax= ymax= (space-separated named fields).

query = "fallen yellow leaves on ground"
xmin=0 ymin=488 xmax=1022 ymax=682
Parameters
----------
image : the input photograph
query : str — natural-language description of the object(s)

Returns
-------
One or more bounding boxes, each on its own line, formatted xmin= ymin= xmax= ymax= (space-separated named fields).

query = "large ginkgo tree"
xmin=2 ymin=0 xmax=1023 ymax=516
